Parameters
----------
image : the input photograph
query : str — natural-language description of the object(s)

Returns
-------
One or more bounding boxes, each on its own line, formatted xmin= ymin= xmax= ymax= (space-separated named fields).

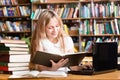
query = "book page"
xmin=37 ymin=71 xmax=67 ymax=77
xmin=9 ymin=70 xmax=39 ymax=78
xmin=9 ymin=70 xmax=67 ymax=78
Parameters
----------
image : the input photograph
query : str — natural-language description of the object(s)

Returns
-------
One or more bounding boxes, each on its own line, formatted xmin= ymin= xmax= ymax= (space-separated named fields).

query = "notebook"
xmin=68 ymin=42 xmax=118 ymax=75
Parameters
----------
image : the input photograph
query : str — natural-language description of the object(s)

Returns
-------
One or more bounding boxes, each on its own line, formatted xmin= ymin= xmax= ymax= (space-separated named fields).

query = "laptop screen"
xmin=93 ymin=42 xmax=118 ymax=71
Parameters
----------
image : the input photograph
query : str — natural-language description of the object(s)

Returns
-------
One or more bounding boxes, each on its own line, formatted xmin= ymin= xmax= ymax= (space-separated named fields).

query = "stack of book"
xmin=0 ymin=39 xmax=30 ymax=75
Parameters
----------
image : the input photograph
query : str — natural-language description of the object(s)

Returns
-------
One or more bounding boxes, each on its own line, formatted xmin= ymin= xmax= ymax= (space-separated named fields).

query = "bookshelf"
xmin=31 ymin=0 xmax=120 ymax=52
xmin=79 ymin=0 xmax=120 ymax=52
xmin=31 ymin=0 xmax=80 ymax=52
xmin=0 ymin=0 xmax=31 ymax=40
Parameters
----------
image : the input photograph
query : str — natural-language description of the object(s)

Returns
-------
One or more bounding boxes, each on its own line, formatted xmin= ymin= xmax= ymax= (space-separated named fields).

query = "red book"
xmin=0 ymin=66 xmax=29 ymax=71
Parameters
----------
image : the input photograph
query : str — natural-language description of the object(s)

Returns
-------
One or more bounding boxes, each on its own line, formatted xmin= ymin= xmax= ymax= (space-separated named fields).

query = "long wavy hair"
xmin=29 ymin=10 xmax=67 ymax=69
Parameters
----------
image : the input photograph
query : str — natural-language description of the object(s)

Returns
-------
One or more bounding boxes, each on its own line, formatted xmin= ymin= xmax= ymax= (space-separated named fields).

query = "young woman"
xmin=30 ymin=10 xmax=91 ymax=71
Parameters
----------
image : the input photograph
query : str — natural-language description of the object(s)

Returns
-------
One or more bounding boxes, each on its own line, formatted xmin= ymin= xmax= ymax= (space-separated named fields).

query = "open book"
xmin=9 ymin=70 xmax=67 ymax=78
xmin=31 ymin=51 xmax=88 ymax=67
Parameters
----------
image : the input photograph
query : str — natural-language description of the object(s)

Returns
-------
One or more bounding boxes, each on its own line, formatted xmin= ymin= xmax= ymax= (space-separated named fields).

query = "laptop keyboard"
xmin=68 ymin=68 xmax=94 ymax=75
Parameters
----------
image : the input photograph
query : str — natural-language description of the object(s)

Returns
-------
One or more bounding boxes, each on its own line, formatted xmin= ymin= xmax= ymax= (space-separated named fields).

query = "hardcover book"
xmin=0 ymin=62 xmax=29 ymax=67
xmin=0 ymin=51 xmax=29 ymax=55
xmin=32 ymin=51 xmax=88 ymax=67
xmin=0 ymin=70 xmax=30 ymax=75
xmin=0 ymin=54 xmax=30 ymax=62
xmin=0 ymin=47 xmax=29 ymax=51
xmin=0 ymin=43 xmax=28 ymax=48
xmin=0 ymin=66 xmax=29 ymax=71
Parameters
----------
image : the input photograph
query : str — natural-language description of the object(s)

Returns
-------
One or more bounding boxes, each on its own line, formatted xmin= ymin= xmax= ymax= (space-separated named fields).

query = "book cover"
xmin=73 ymin=6 xmax=79 ymax=18
xmin=33 ymin=8 xmax=40 ymax=19
xmin=16 ymin=6 xmax=21 ymax=16
xmin=84 ymin=41 xmax=93 ymax=52
xmin=114 ymin=19 xmax=119 ymax=34
xmin=67 ymin=7 xmax=74 ymax=18
xmin=6 ymin=21 xmax=14 ymax=32
xmin=32 ymin=51 xmax=88 ymax=67
xmin=59 ymin=7 xmax=65 ymax=18
xmin=63 ymin=24 xmax=69 ymax=35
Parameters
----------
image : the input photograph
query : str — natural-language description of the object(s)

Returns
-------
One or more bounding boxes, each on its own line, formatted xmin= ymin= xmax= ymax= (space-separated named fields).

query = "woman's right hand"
xmin=50 ymin=58 xmax=69 ymax=71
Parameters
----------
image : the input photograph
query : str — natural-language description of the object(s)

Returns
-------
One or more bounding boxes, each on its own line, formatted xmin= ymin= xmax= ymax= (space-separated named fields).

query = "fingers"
xmin=56 ymin=58 xmax=69 ymax=67
xmin=50 ymin=60 xmax=54 ymax=64
xmin=85 ymin=63 xmax=93 ymax=69
xmin=50 ymin=58 xmax=69 ymax=67
xmin=49 ymin=58 xmax=69 ymax=71
xmin=58 ymin=59 xmax=66 ymax=63
xmin=50 ymin=58 xmax=69 ymax=64
xmin=58 ymin=58 xmax=69 ymax=64
xmin=81 ymin=64 xmax=93 ymax=70
xmin=81 ymin=65 xmax=88 ymax=69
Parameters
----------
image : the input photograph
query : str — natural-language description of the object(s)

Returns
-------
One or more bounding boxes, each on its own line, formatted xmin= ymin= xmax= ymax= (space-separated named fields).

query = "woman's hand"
xmin=35 ymin=58 xmax=69 ymax=71
xmin=50 ymin=58 xmax=69 ymax=71
xmin=69 ymin=63 xmax=92 ymax=71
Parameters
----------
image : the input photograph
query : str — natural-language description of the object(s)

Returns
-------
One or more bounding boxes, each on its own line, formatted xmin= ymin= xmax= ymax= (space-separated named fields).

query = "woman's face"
xmin=45 ymin=17 xmax=60 ymax=39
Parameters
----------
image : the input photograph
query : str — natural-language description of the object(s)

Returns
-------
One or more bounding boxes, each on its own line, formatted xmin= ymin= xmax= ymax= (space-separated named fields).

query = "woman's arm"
xmin=64 ymin=36 xmax=74 ymax=53
xmin=36 ymin=42 xmax=68 ymax=71
xmin=35 ymin=58 xmax=69 ymax=71
xmin=64 ymin=37 xmax=93 ymax=71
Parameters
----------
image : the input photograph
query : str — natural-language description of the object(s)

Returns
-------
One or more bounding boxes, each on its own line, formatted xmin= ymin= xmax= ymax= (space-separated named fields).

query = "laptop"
xmin=68 ymin=42 xmax=118 ymax=75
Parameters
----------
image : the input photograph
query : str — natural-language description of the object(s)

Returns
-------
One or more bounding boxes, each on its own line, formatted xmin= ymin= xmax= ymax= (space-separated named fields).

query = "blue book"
xmin=85 ymin=41 xmax=92 ymax=52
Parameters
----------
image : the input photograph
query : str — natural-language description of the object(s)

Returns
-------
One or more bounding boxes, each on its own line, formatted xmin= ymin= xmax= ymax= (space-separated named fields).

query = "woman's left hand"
xmin=50 ymin=58 xmax=69 ymax=71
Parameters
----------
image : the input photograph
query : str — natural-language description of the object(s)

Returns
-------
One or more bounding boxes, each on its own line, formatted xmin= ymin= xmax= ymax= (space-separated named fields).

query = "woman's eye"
xmin=48 ymin=27 xmax=52 ymax=29
xmin=56 ymin=26 xmax=60 ymax=28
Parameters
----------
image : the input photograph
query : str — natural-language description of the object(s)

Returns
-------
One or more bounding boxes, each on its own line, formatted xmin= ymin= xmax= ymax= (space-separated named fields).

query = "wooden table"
xmin=0 ymin=70 xmax=120 ymax=80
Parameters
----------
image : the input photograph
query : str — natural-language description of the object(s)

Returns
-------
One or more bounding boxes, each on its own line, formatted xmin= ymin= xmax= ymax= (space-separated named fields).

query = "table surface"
xmin=0 ymin=70 xmax=120 ymax=80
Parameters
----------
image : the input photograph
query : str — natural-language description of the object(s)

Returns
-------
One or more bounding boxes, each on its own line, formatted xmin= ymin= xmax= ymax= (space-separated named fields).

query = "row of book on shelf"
xmin=32 ymin=1 xmax=120 ymax=20
xmin=31 ymin=0 xmax=78 ymax=3
xmin=79 ymin=19 xmax=120 ymax=35
xmin=0 ymin=6 xmax=30 ymax=17
xmin=0 ymin=0 xmax=18 ymax=5
xmin=81 ymin=37 xmax=119 ymax=52
xmin=62 ymin=18 xmax=120 ymax=37
xmin=0 ymin=21 xmax=30 ymax=32
xmin=31 ymin=4 xmax=79 ymax=20
xmin=0 ymin=39 xmax=30 ymax=75
xmin=80 ymin=1 xmax=120 ymax=18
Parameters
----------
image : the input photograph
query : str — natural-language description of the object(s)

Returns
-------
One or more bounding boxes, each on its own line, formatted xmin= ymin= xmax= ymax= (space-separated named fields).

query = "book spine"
xmin=0 ymin=47 xmax=10 ymax=51
xmin=0 ymin=54 xmax=30 ymax=62
xmin=0 ymin=62 xmax=8 ymax=66
xmin=0 ymin=55 xmax=9 ymax=62
xmin=0 ymin=66 xmax=8 ymax=71
xmin=0 ymin=70 xmax=12 ymax=74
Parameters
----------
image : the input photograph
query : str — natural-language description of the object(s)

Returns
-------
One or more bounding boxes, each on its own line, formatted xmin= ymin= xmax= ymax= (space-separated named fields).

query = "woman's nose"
xmin=53 ymin=27 xmax=58 ymax=32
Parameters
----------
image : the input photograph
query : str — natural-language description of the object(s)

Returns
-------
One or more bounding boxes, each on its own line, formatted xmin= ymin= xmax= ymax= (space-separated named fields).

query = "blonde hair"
xmin=30 ymin=10 xmax=67 ymax=69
